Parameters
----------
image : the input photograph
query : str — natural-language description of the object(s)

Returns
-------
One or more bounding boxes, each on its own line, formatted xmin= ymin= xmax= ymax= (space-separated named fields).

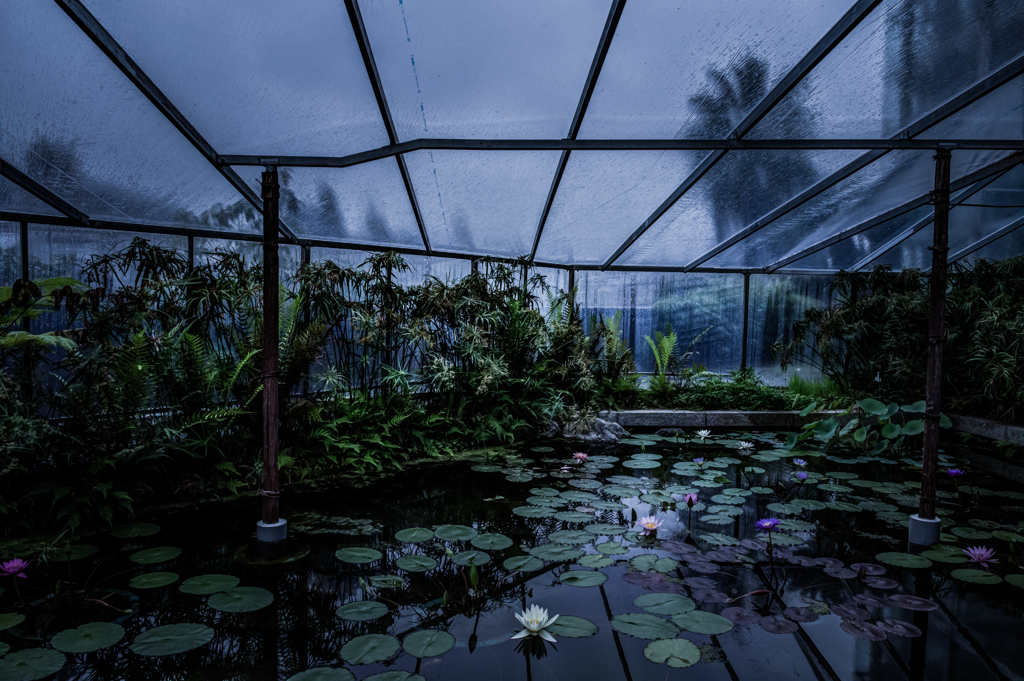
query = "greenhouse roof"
xmin=2 ymin=0 xmax=1023 ymax=274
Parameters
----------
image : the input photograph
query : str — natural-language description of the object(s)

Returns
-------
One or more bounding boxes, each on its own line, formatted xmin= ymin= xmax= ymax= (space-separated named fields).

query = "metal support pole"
xmin=20 ymin=222 xmax=30 ymax=333
xmin=258 ymin=165 xmax=284 ymax=541
xmin=567 ymin=267 xmax=575 ymax=296
xmin=187 ymin=235 xmax=195 ymax=270
xmin=740 ymin=273 xmax=750 ymax=371
xmin=916 ymin=149 xmax=951 ymax=528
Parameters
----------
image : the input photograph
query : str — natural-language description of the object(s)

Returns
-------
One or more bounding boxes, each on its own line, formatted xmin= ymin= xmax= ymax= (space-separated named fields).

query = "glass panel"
xmin=789 ymin=205 xmax=934 ymax=271
xmin=748 ymin=274 xmax=833 ymax=385
xmin=579 ymin=0 xmax=852 ymax=139
xmin=0 ymin=176 xmax=61 ymax=216
xmin=404 ymin=150 xmax=561 ymax=258
xmin=2 ymin=3 xmax=254 ymax=229
xmin=397 ymin=255 xmax=471 ymax=288
xmin=1 ymin=222 xmax=21 ymax=285
xmin=578 ymin=271 xmax=743 ymax=374
xmin=536 ymin=150 xmax=711 ymax=265
xmin=194 ymin=238 xmax=301 ymax=285
xmin=706 ymin=149 xmax=1016 ymax=269
xmin=617 ymin=149 xmax=864 ymax=268
xmin=232 ymin=161 xmax=423 ymax=248
xmin=310 ymin=246 xmax=373 ymax=268
xmin=84 ymin=0 xmax=389 ymax=156
xmin=961 ymin=226 xmax=1024 ymax=264
xmin=361 ymin=0 xmax=607 ymax=140
xmin=750 ymin=0 xmax=1024 ymax=139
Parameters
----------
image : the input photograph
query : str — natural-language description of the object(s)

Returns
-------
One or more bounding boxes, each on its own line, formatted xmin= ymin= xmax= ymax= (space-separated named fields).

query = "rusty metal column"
xmin=257 ymin=165 xmax=285 ymax=541
xmin=20 ymin=221 xmax=30 ymax=333
xmin=740 ymin=273 xmax=750 ymax=371
xmin=911 ymin=148 xmax=951 ymax=545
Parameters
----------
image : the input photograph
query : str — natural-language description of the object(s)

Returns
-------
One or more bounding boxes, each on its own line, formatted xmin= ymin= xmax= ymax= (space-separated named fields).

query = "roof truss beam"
xmin=343 ymin=0 xmax=431 ymax=254
xmin=54 ymin=0 xmax=300 ymax=244
xmin=529 ymin=0 xmax=627 ymax=261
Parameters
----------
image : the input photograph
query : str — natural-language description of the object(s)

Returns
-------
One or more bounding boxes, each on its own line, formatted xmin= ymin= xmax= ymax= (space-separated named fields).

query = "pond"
xmin=1 ymin=431 xmax=1023 ymax=681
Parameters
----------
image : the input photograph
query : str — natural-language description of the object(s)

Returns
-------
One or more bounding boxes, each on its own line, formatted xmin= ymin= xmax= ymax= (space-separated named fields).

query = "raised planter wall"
xmin=598 ymin=410 xmax=853 ymax=430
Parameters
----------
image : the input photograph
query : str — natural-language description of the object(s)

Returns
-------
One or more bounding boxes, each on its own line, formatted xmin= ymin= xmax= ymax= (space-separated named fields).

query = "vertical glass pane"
xmin=194 ymin=238 xmax=301 ymax=284
xmin=2 ymin=2 xmax=254 ymax=229
xmin=580 ymin=0 xmax=852 ymax=138
xmin=85 ymin=0 xmax=389 ymax=156
xmin=748 ymin=274 xmax=832 ymax=385
xmin=0 ymin=176 xmax=61 ymax=216
xmin=397 ymin=255 xmax=471 ymax=288
xmin=361 ymin=0 xmax=608 ymax=140
xmin=536 ymin=150 xmax=712 ymax=265
xmin=750 ymin=0 xmax=1024 ymax=139
xmin=1 ymin=222 xmax=21 ymax=285
xmin=578 ymin=271 xmax=743 ymax=374
xmin=232 ymin=161 xmax=422 ymax=248
xmin=405 ymin=150 xmax=561 ymax=258
xmin=788 ymin=205 xmax=934 ymax=271
xmin=310 ymin=246 xmax=373 ymax=268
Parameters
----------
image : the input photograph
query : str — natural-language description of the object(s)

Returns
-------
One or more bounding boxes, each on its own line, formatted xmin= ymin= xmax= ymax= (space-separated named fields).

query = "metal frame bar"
xmin=529 ymin=0 xmax=627 ymax=261
xmin=343 ymin=0 xmax=431 ymax=254
xmin=54 ymin=0 xmax=300 ymax=244
xmin=768 ymin=151 xmax=1024 ymax=271
xmin=933 ymin=215 xmax=1024 ymax=271
xmin=1 ymin=157 xmax=90 ymax=223
xmin=848 ymin=166 xmax=1015 ymax=271
xmin=598 ymin=0 xmax=886 ymax=270
xmin=682 ymin=53 xmax=1024 ymax=272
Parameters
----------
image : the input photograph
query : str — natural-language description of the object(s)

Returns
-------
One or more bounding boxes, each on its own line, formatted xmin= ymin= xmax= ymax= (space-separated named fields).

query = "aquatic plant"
xmin=696 ymin=430 xmax=711 ymax=440
xmin=793 ymin=458 xmax=807 ymax=466
xmin=637 ymin=515 xmax=664 ymax=536
xmin=0 ymin=559 xmax=28 ymax=578
xmin=572 ymin=452 xmax=588 ymax=463
xmin=511 ymin=605 xmax=559 ymax=643
xmin=963 ymin=546 xmax=998 ymax=569
xmin=738 ymin=441 xmax=755 ymax=450
xmin=795 ymin=472 xmax=808 ymax=483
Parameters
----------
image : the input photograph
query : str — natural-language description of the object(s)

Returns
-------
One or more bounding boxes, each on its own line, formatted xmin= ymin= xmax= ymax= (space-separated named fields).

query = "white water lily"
xmin=696 ymin=429 xmax=711 ymax=440
xmin=738 ymin=441 xmax=755 ymax=450
xmin=511 ymin=604 xmax=559 ymax=643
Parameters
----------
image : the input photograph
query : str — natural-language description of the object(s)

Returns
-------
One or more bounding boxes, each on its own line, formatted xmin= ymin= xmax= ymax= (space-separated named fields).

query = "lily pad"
xmin=760 ymin=615 xmax=799 ymax=634
xmin=364 ymin=673 xmax=424 ymax=681
xmin=471 ymin=533 xmax=513 ymax=551
xmin=550 ymin=530 xmax=595 ymax=545
xmin=840 ymin=620 xmax=887 ymax=641
xmin=1006 ymin=574 xmax=1024 ymax=588
xmin=547 ymin=616 xmax=598 ymax=638
xmin=57 ymin=544 xmax=99 ymax=562
xmin=950 ymin=569 xmax=1002 ymax=584
xmin=644 ymin=638 xmax=700 ymax=668
xmin=700 ymin=533 xmax=740 ymax=546
xmin=335 ymin=548 xmax=383 ymax=564
xmin=513 ymin=506 xmax=554 ymax=518
xmin=671 ymin=611 xmax=734 ymax=635
xmin=950 ymin=526 xmax=992 ymax=540
xmin=554 ymin=511 xmax=595 ymax=523
xmin=341 ymin=634 xmax=401 ymax=665
xmin=337 ymin=600 xmax=389 ymax=621
xmin=622 ymin=460 xmax=660 ymax=469
xmin=629 ymin=554 xmax=679 ymax=573
xmin=634 ymin=593 xmax=695 ymax=615
xmin=529 ymin=545 xmax=586 ymax=561
xmin=129 ymin=572 xmax=179 ymax=589
xmin=876 ymin=552 xmax=932 ymax=569
xmin=876 ymin=619 xmax=922 ymax=637
xmin=369 ymin=575 xmax=406 ymax=588
xmin=179 ymin=574 xmax=240 ymax=595
xmin=585 ymin=523 xmax=627 ymax=536
xmin=402 ymin=629 xmax=456 ymax=658
xmin=131 ymin=623 xmax=214 ymax=656
xmin=596 ymin=541 xmax=629 ymax=555
xmin=611 ymin=613 xmax=681 ymax=639
xmin=208 ymin=586 xmax=274 ymax=613
xmin=0 ymin=613 xmax=26 ymax=631
xmin=992 ymin=531 xmax=1024 ymax=543
xmin=579 ymin=555 xmax=615 ymax=569
xmin=396 ymin=555 xmax=437 ymax=572
xmin=920 ymin=550 xmax=966 ymax=564
xmin=51 ymin=622 xmax=125 ymax=653
xmin=887 ymin=595 xmax=938 ymax=611
xmin=286 ymin=670 xmax=356 ymax=681
xmin=0 ymin=642 xmax=7 ymax=657
xmin=503 ymin=556 xmax=544 ymax=572
xmin=450 ymin=551 xmax=490 ymax=566
xmin=395 ymin=528 xmax=435 ymax=543
xmin=0 ymin=648 xmax=66 ymax=681
xmin=129 ymin=546 xmax=182 ymax=565
xmin=111 ymin=522 xmax=161 ymax=538
xmin=559 ymin=571 xmax=609 ymax=587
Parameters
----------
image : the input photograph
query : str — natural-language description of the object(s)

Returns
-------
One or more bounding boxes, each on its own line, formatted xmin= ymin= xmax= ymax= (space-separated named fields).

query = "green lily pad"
xmin=0 ymin=642 xmax=7 ymax=657
xmin=672 ymin=610 xmax=734 ymax=635
xmin=513 ymin=506 xmax=555 ymax=518
xmin=129 ymin=546 xmax=182 ymax=565
xmin=58 ymin=544 xmax=99 ymax=561
xmin=562 ymin=491 xmax=599 ymax=502
xmin=530 ymin=545 xmax=585 ymax=561
xmin=208 ymin=586 xmax=274 ymax=613
xmin=604 ymin=485 xmax=642 ymax=497
xmin=825 ymin=502 xmax=862 ymax=512
xmin=129 ymin=572 xmax=179 ymax=589
xmin=503 ymin=556 xmax=544 ymax=572
xmin=766 ymin=503 xmax=802 ymax=515
xmin=179 ymin=574 xmax=240 ymax=595
xmin=471 ymin=533 xmax=513 ymax=551
xmin=337 ymin=600 xmax=389 ymax=621
xmin=622 ymin=460 xmax=660 ymax=469
xmin=110 ymin=522 xmax=161 ymax=538
xmin=531 ymin=446 xmax=555 ymax=452
xmin=131 ymin=623 xmax=214 ymax=656
xmin=335 ymin=548 xmax=383 ymax=564
xmin=951 ymin=526 xmax=992 ymax=540
xmin=629 ymin=554 xmax=679 ymax=573
xmin=341 ymin=634 xmax=401 ymax=665
xmin=554 ymin=511 xmax=595 ymax=523
xmin=402 ymin=629 xmax=456 ymax=658
xmin=1006 ymin=574 xmax=1024 ymax=588
xmin=369 ymin=575 xmax=406 ymax=588
xmin=950 ymin=569 xmax=1002 ymax=585
xmin=876 ymin=552 xmax=933 ymax=569
xmin=506 ymin=472 xmax=536 ymax=483
xmin=450 ymin=551 xmax=490 ymax=566
xmin=791 ymin=499 xmax=827 ymax=511
xmin=395 ymin=528 xmax=434 ymax=543
xmin=549 ymin=530 xmax=594 ymax=545
xmin=611 ymin=613 xmax=681 ymax=639
xmin=0 ymin=613 xmax=26 ymax=631
xmin=560 ymin=571 xmax=609 ymax=587
xmin=585 ymin=523 xmax=627 ymax=536
xmin=396 ymin=555 xmax=437 ymax=572
xmin=51 ymin=622 xmax=125 ymax=653
xmin=286 ymin=669 xmax=356 ymax=681
xmin=579 ymin=555 xmax=615 ymax=568
xmin=644 ymin=638 xmax=701 ymax=668
xmin=596 ymin=541 xmax=629 ymax=555
xmin=547 ymin=615 xmax=598 ymax=638
xmin=634 ymin=593 xmax=696 ymax=615
xmin=471 ymin=464 xmax=502 ymax=473
xmin=700 ymin=533 xmax=740 ymax=546
xmin=992 ymin=531 xmax=1024 ymax=543
xmin=769 ymin=534 xmax=806 ymax=546
xmin=920 ymin=550 xmax=966 ymax=564
xmin=0 ymin=648 xmax=66 ymax=681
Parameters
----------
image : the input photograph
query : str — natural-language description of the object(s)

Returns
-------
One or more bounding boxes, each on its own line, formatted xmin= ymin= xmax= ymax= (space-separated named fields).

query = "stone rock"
xmin=656 ymin=428 xmax=686 ymax=438
xmin=563 ymin=417 xmax=630 ymax=442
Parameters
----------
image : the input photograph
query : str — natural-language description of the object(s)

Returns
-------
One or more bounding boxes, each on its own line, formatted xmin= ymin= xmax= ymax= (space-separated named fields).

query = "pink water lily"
xmin=684 ymin=493 xmax=699 ymax=508
xmin=0 ymin=558 xmax=29 ymax=578
xmin=963 ymin=546 xmax=998 ymax=569
xmin=637 ymin=515 xmax=664 ymax=536
xmin=572 ymin=452 xmax=588 ymax=463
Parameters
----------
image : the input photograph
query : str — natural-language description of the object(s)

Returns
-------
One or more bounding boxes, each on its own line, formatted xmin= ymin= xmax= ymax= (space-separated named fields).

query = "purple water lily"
xmin=684 ymin=493 xmax=699 ymax=508
xmin=793 ymin=459 xmax=807 ymax=466
xmin=795 ymin=471 xmax=808 ymax=482
xmin=963 ymin=546 xmax=998 ymax=569
xmin=756 ymin=518 xmax=781 ymax=535
xmin=946 ymin=469 xmax=965 ymax=477
xmin=0 ymin=559 xmax=29 ymax=578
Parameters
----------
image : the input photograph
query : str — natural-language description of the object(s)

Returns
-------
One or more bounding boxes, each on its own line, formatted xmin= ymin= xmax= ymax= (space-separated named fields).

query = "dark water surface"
xmin=2 ymin=431 xmax=1023 ymax=680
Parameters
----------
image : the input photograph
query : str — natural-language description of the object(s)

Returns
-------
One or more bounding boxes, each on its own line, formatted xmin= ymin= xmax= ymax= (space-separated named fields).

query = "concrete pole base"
xmin=908 ymin=514 xmax=941 ymax=546
xmin=256 ymin=519 xmax=288 ymax=543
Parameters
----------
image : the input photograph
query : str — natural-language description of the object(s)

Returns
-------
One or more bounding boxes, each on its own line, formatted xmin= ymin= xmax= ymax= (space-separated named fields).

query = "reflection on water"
xmin=1 ymin=431 xmax=1022 ymax=680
